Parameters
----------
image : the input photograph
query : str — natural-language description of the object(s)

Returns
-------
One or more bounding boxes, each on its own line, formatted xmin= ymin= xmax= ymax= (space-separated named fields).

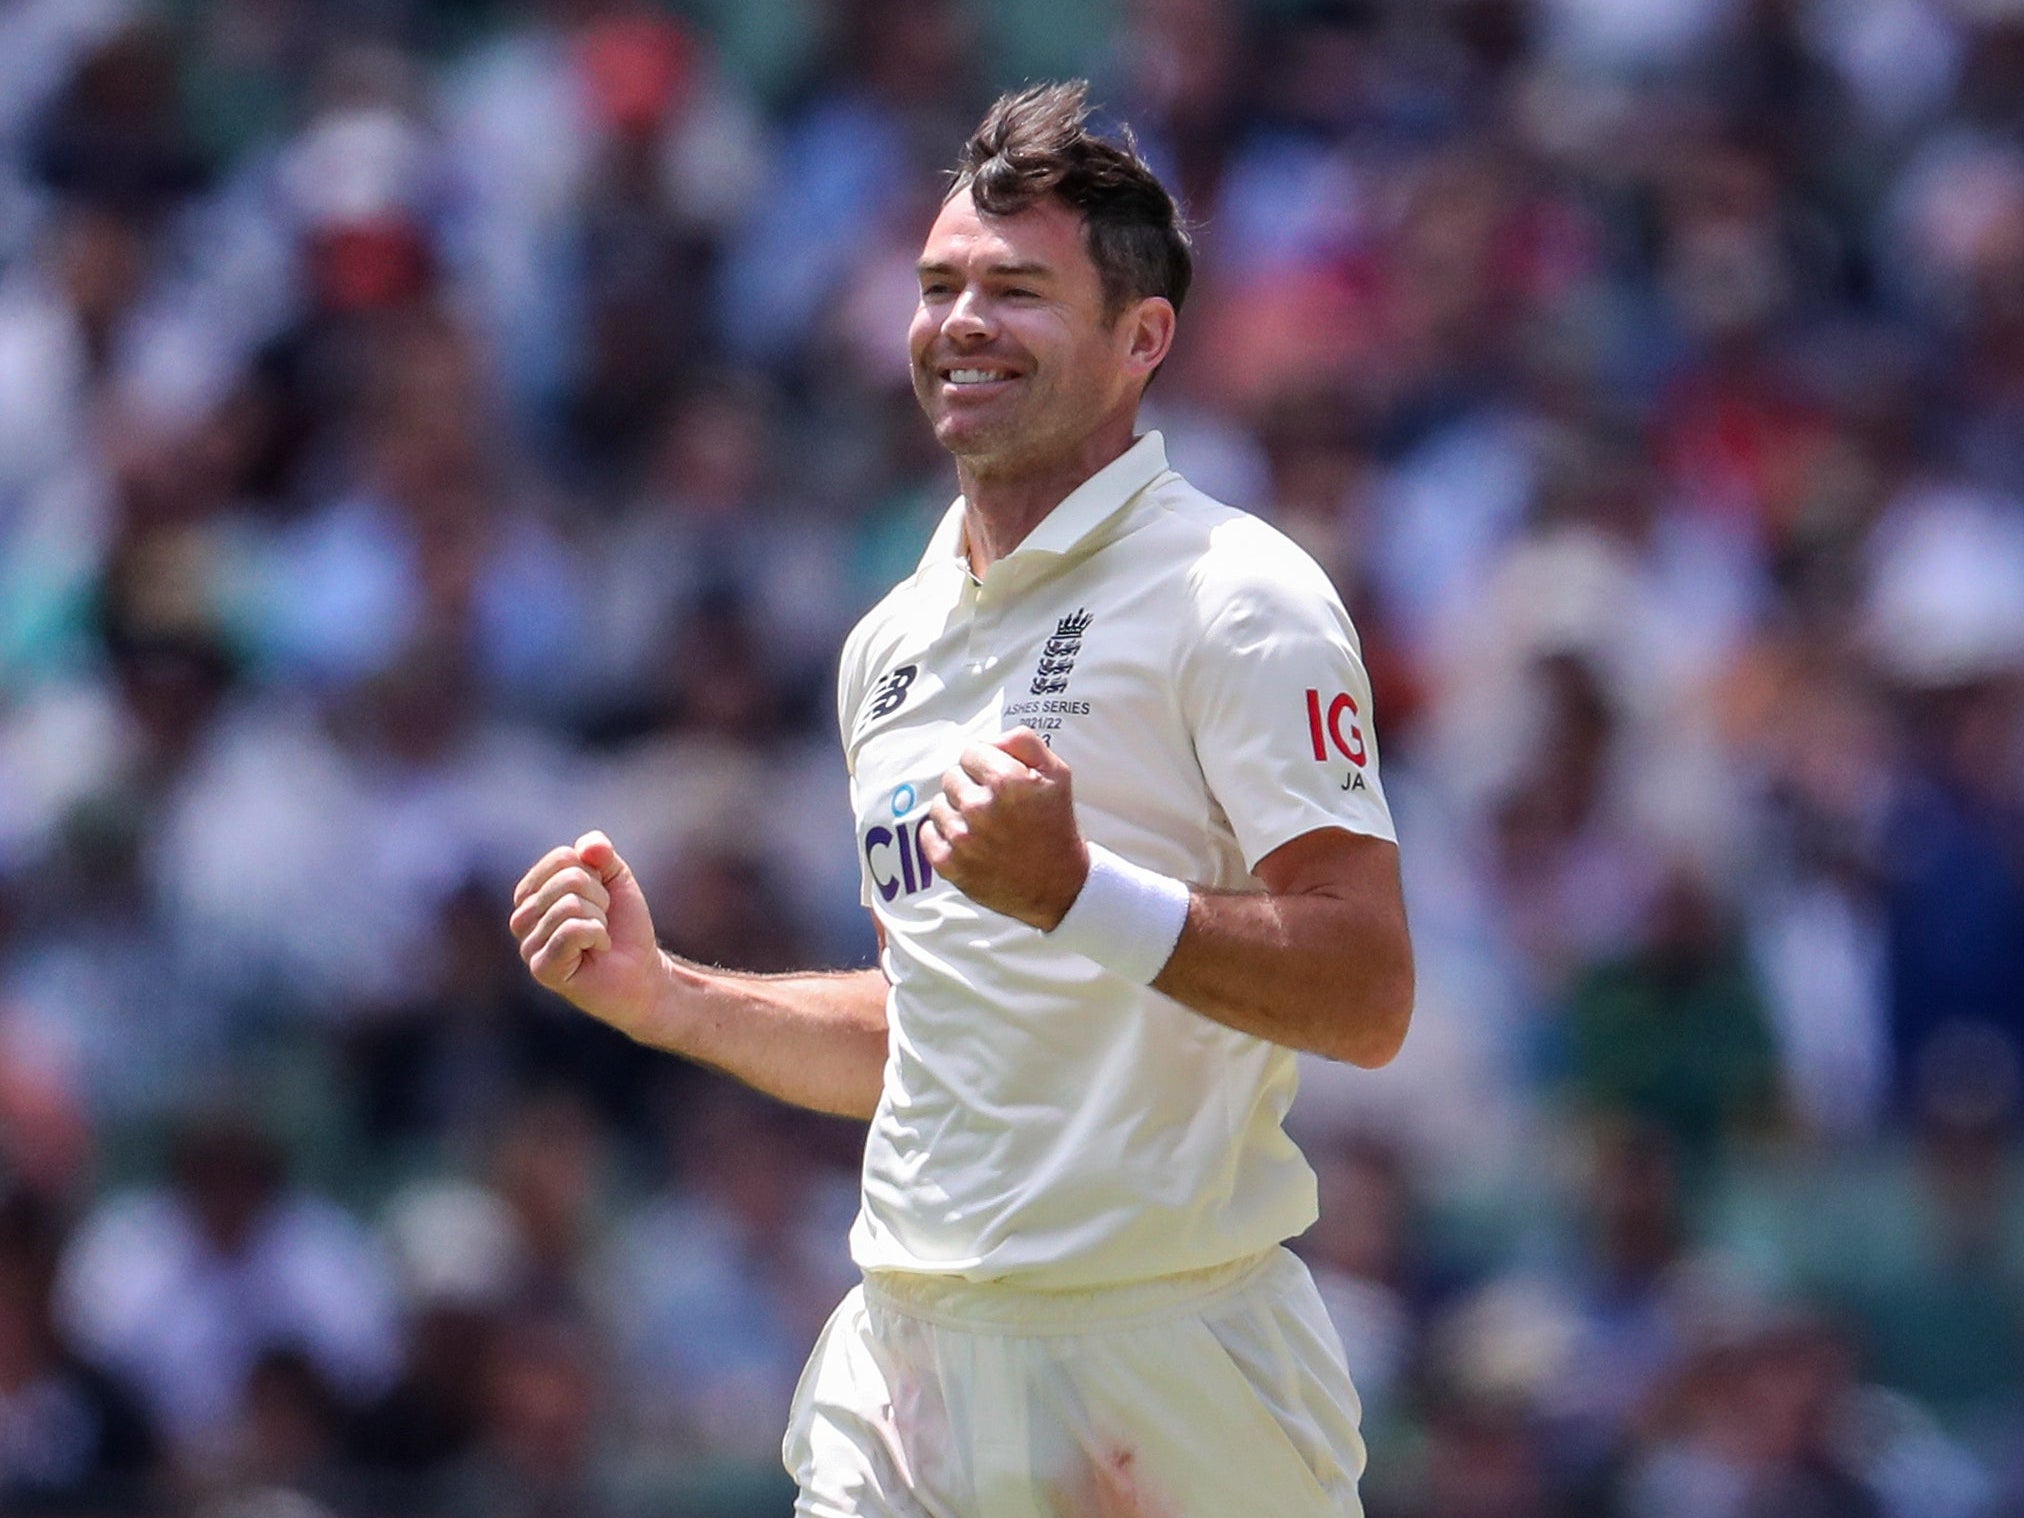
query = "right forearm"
xmin=639 ymin=957 xmax=891 ymax=1120
xmin=512 ymin=832 xmax=889 ymax=1119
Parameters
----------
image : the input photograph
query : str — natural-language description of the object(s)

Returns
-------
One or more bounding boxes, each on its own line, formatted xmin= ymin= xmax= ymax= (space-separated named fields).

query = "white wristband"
xmin=1044 ymin=843 xmax=1191 ymax=984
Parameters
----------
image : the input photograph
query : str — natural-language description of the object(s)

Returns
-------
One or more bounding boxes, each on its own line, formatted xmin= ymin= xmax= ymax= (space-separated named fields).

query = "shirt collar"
xmin=916 ymin=432 xmax=1171 ymax=579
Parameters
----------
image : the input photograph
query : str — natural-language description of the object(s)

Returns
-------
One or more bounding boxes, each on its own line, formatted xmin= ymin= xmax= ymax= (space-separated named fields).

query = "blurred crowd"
xmin=0 ymin=0 xmax=2020 ymax=1513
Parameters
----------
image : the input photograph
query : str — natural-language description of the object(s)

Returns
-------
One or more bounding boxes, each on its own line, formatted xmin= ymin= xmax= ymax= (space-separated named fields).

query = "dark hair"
xmin=949 ymin=81 xmax=1192 ymax=320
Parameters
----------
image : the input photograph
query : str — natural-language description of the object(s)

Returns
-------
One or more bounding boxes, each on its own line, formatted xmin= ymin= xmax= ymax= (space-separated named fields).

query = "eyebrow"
xmin=916 ymin=259 xmax=1056 ymax=280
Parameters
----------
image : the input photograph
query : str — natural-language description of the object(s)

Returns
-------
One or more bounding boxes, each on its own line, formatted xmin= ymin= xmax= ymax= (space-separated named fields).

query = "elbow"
xmin=1330 ymin=943 xmax=1414 ymax=1070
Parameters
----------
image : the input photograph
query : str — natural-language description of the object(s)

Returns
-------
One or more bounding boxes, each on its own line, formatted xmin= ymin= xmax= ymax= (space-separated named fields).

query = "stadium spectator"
xmin=0 ymin=1186 xmax=158 ymax=1511
xmin=52 ymin=1112 xmax=400 ymax=1464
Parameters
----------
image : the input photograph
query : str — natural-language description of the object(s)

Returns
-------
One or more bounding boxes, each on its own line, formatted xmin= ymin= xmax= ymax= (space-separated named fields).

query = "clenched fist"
xmin=921 ymin=727 xmax=1091 ymax=929
xmin=510 ymin=831 xmax=662 ymax=1039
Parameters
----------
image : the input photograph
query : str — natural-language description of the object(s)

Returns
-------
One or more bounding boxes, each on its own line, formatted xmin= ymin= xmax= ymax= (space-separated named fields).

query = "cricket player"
xmin=511 ymin=80 xmax=1413 ymax=1517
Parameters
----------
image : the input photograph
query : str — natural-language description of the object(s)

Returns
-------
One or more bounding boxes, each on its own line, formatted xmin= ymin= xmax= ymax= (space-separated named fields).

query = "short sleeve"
xmin=836 ymin=616 xmax=875 ymax=906
xmin=1178 ymin=541 xmax=1395 ymax=873
xmin=836 ymin=618 xmax=872 ymax=773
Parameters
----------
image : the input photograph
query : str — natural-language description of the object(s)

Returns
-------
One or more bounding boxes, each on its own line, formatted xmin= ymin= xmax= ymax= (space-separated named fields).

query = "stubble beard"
xmin=925 ymin=376 xmax=1107 ymax=484
xmin=940 ymin=414 xmax=1028 ymax=479
xmin=918 ymin=370 xmax=1034 ymax=478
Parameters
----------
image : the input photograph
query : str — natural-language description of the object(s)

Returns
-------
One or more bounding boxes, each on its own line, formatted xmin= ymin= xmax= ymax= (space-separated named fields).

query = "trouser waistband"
xmin=860 ymin=1247 xmax=1288 ymax=1335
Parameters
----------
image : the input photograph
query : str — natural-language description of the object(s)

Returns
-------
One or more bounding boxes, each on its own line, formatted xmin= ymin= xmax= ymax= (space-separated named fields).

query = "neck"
xmin=956 ymin=414 xmax=1138 ymax=575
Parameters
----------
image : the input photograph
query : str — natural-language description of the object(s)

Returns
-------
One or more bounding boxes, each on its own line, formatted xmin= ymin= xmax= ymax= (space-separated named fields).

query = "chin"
xmin=935 ymin=417 xmax=1008 ymax=460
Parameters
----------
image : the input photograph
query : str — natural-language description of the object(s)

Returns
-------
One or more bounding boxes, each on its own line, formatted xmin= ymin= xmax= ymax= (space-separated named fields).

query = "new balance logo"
xmin=868 ymin=664 xmax=918 ymax=720
xmin=1030 ymin=609 xmax=1092 ymax=695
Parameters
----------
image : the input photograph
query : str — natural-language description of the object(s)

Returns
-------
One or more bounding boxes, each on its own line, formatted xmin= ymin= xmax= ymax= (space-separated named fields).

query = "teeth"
xmin=947 ymin=369 xmax=1009 ymax=384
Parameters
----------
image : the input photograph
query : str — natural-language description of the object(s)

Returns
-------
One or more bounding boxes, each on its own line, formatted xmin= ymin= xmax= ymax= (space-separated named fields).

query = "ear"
xmin=1120 ymin=296 xmax=1177 ymax=383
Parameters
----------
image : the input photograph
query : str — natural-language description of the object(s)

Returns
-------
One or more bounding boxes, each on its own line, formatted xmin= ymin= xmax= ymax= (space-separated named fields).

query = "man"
xmin=512 ymin=81 xmax=1412 ymax=1517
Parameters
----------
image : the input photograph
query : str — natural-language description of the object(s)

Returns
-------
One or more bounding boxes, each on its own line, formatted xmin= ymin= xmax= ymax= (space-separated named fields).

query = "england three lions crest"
xmin=1030 ymin=608 xmax=1092 ymax=695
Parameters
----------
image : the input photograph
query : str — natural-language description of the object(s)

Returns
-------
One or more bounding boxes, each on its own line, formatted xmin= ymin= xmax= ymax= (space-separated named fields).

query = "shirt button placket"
xmin=968 ymin=569 xmax=1005 ymax=675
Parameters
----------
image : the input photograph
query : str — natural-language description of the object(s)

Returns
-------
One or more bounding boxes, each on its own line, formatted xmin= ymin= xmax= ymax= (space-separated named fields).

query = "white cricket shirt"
xmin=837 ymin=433 xmax=1395 ymax=1289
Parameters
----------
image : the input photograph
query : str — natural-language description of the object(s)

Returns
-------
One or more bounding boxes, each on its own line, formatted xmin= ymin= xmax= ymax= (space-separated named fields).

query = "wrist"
xmin=1040 ymin=841 xmax=1094 ymax=932
xmin=638 ymin=950 xmax=713 ymax=1050
xmin=1042 ymin=843 xmax=1191 ymax=984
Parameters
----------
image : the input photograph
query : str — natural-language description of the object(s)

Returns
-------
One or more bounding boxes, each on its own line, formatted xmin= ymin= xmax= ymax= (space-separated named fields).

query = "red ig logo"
xmin=1305 ymin=688 xmax=1366 ymax=766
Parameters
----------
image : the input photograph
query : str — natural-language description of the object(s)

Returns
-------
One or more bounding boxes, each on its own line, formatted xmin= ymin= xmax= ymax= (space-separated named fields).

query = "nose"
xmin=942 ymin=286 xmax=994 ymax=345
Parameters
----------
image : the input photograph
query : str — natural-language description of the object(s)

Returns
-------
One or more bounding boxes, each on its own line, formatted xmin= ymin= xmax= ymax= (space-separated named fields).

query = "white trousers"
xmin=782 ymin=1247 xmax=1366 ymax=1518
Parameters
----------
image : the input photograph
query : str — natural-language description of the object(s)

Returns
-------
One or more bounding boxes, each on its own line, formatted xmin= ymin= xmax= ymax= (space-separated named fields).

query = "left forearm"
xmin=1151 ymin=886 xmax=1413 ymax=1067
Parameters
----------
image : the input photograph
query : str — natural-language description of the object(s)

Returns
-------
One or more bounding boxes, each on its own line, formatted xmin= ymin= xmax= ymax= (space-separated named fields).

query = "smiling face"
xmin=908 ymin=189 xmax=1173 ymax=481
